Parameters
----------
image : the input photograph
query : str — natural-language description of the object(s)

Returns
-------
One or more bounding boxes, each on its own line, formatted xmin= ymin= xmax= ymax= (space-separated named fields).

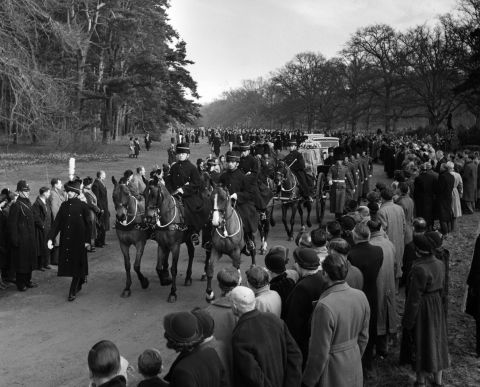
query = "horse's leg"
xmin=119 ymin=241 xmax=132 ymax=298
xmin=184 ymin=239 xmax=194 ymax=286
xmin=258 ymin=212 xmax=266 ymax=255
xmin=156 ymin=244 xmax=172 ymax=286
xmin=297 ymin=200 xmax=305 ymax=230
xmin=201 ymin=246 xmax=211 ymax=282
xmin=167 ymin=243 xmax=180 ymax=303
xmin=290 ymin=203 xmax=298 ymax=237
xmin=305 ymin=200 xmax=312 ymax=228
xmin=133 ymin=234 xmax=149 ymax=290
xmin=206 ymin=247 xmax=220 ymax=301
xmin=282 ymin=204 xmax=290 ymax=240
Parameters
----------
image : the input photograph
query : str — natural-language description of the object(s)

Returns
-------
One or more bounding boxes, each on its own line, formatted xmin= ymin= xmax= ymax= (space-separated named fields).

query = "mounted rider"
xmin=283 ymin=140 xmax=312 ymax=202
xmin=219 ymin=151 xmax=258 ymax=252
xmin=165 ymin=143 xmax=208 ymax=245
xmin=238 ymin=142 xmax=259 ymax=175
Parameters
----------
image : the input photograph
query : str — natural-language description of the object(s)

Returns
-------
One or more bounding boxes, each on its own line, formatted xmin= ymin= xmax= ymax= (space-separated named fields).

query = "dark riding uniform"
xmin=165 ymin=144 xmax=208 ymax=235
xmin=283 ymin=143 xmax=311 ymax=199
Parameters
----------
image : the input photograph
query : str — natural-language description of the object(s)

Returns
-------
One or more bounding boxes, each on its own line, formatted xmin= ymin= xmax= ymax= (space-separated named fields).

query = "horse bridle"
xmin=117 ymin=187 xmax=138 ymax=226
xmin=212 ymin=188 xmax=241 ymax=238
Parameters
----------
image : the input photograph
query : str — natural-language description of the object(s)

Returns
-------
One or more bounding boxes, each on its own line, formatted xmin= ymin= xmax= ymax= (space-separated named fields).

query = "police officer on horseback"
xmin=238 ymin=142 xmax=259 ymax=175
xmin=283 ymin=140 xmax=312 ymax=202
xmin=165 ymin=143 xmax=207 ymax=245
xmin=219 ymin=151 xmax=258 ymax=252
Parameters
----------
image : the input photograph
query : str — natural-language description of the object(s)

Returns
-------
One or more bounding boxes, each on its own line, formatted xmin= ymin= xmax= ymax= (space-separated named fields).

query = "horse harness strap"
xmin=156 ymin=195 xmax=178 ymax=228
xmin=215 ymin=208 xmax=241 ymax=239
xmin=122 ymin=196 xmax=138 ymax=226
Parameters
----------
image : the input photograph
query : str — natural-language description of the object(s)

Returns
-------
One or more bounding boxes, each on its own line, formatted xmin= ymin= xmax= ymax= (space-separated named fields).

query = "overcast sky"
xmin=168 ymin=0 xmax=458 ymax=104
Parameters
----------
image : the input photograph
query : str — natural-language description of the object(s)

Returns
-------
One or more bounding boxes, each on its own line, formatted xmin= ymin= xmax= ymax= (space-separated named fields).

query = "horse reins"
xmin=156 ymin=193 xmax=178 ymax=228
xmin=121 ymin=195 xmax=138 ymax=226
xmin=213 ymin=192 xmax=241 ymax=238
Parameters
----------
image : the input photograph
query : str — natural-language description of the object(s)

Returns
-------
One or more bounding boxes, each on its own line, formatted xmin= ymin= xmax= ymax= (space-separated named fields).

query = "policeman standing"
xmin=327 ymin=148 xmax=354 ymax=219
xmin=165 ymin=143 xmax=208 ymax=245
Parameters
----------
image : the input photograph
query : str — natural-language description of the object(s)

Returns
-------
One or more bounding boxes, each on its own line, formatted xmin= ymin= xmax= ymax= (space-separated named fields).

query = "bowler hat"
xmin=163 ymin=311 xmax=201 ymax=344
xmin=191 ymin=308 xmax=215 ymax=338
xmin=293 ymin=247 xmax=319 ymax=270
xmin=413 ymin=233 xmax=434 ymax=255
xmin=425 ymin=231 xmax=442 ymax=249
xmin=16 ymin=180 xmax=30 ymax=192
xmin=265 ymin=246 xmax=288 ymax=274
xmin=176 ymin=143 xmax=190 ymax=154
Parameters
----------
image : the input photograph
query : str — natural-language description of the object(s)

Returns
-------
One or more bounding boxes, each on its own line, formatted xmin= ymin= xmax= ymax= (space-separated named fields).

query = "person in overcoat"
xmin=32 ymin=187 xmax=53 ymax=270
xmin=302 ymin=254 xmax=370 ymax=387
xmin=92 ymin=170 xmax=110 ymax=248
xmin=450 ymin=162 xmax=463 ymax=232
xmin=230 ymin=286 xmax=302 ymax=387
xmin=284 ymin=248 xmax=327 ymax=367
xmin=48 ymin=178 xmax=67 ymax=265
xmin=347 ymin=223 xmax=383 ymax=374
xmin=367 ymin=219 xmax=398 ymax=357
xmin=466 ymin=229 xmax=480 ymax=357
xmin=165 ymin=143 xmax=209 ymax=245
xmin=377 ymin=187 xmax=406 ymax=289
xmin=400 ymin=233 xmax=449 ymax=387
xmin=461 ymin=154 xmax=477 ymax=214
xmin=414 ymin=163 xmax=438 ymax=229
xmin=436 ymin=163 xmax=455 ymax=235
xmin=7 ymin=180 xmax=38 ymax=291
xmin=396 ymin=182 xmax=415 ymax=245
xmin=163 ymin=311 xmax=227 ymax=387
xmin=48 ymin=179 xmax=91 ymax=301
xmin=83 ymin=177 xmax=101 ymax=252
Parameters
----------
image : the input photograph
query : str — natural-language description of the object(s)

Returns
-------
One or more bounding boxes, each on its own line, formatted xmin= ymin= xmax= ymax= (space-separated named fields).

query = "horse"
xmin=274 ymin=161 xmax=312 ymax=240
xmin=205 ymin=186 xmax=254 ymax=300
xmin=144 ymin=182 xmax=197 ymax=303
xmin=111 ymin=177 xmax=150 ymax=297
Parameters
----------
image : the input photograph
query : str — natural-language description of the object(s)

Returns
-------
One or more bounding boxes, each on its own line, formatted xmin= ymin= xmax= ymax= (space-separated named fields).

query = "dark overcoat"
xmin=7 ymin=197 xmax=37 ymax=273
xmin=413 ymin=170 xmax=438 ymax=224
xmin=232 ymin=309 xmax=302 ymax=387
xmin=48 ymin=197 xmax=91 ymax=278
xmin=92 ymin=179 xmax=110 ymax=231
xmin=166 ymin=159 xmax=209 ymax=231
xmin=219 ymin=168 xmax=258 ymax=233
xmin=436 ymin=171 xmax=455 ymax=222
xmin=462 ymin=160 xmax=477 ymax=202
xmin=32 ymin=197 xmax=53 ymax=262
xmin=284 ymin=272 xmax=328 ymax=363
xmin=466 ymin=235 xmax=480 ymax=320
xmin=165 ymin=346 xmax=227 ymax=387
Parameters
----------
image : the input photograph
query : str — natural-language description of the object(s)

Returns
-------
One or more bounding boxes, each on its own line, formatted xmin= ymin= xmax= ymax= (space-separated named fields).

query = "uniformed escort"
xmin=165 ymin=143 xmax=208 ymax=245
xmin=323 ymin=147 xmax=335 ymax=166
xmin=219 ymin=151 xmax=258 ymax=251
xmin=283 ymin=140 xmax=312 ymax=201
xmin=238 ymin=142 xmax=259 ymax=175
xmin=327 ymin=148 xmax=354 ymax=219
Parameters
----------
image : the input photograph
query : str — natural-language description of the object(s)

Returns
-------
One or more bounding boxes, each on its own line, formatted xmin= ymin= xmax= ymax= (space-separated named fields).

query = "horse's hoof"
xmin=167 ymin=293 xmax=177 ymax=303
xmin=121 ymin=289 xmax=131 ymax=298
xmin=200 ymin=274 xmax=207 ymax=282
xmin=206 ymin=291 xmax=215 ymax=303
xmin=184 ymin=277 xmax=192 ymax=286
xmin=141 ymin=278 xmax=149 ymax=289
xmin=160 ymin=276 xmax=172 ymax=286
xmin=307 ymin=220 xmax=312 ymax=228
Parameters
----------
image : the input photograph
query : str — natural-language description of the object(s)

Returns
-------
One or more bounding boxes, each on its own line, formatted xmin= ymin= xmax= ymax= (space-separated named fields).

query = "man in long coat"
xmin=367 ymin=219 xmax=397 ymax=357
xmin=414 ymin=163 xmax=438 ymax=228
xmin=436 ymin=164 xmax=455 ymax=235
xmin=165 ymin=143 xmax=209 ymax=245
xmin=230 ymin=286 xmax=302 ymax=387
xmin=92 ymin=170 xmax=110 ymax=248
xmin=396 ymin=182 xmax=415 ymax=245
xmin=462 ymin=153 xmax=477 ymax=214
xmin=348 ymin=223 xmax=383 ymax=375
xmin=8 ymin=180 xmax=37 ymax=291
xmin=377 ymin=187 xmax=406 ymax=289
xmin=302 ymin=254 xmax=370 ymax=387
xmin=48 ymin=179 xmax=91 ymax=301
xmin=32 ymin=187 xmax=53 ymax=270
xmin=48 ymin=178 xmax=67 ymax=265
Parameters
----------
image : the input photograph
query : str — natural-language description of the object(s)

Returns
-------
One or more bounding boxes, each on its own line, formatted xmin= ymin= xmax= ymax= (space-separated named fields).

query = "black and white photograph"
xmin=1 ymin=0 xmax=480 ymax=386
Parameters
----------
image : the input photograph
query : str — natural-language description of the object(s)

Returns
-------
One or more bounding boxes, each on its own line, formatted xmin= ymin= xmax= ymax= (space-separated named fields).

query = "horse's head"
xmin=144 ymin=183 xmax=167 ymax=224
xmin=211 ymin=186 xmax=230 ymax=227
xmin=274 ymin=160 xmax=287 ymax=186
xmin=112 ymin=177 xmax=133 ymax=223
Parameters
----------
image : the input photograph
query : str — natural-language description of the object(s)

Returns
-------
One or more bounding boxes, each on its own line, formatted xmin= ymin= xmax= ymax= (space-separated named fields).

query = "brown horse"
xmin=144 ymin=182 xmax=196 ymax=303
xmin=206 ymin=186 xmax=254 ymax=300
xmin=274 ymin=161 xmax=312 ymax=240
xmin=111 ymin=177 xmax=149 ymax=297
